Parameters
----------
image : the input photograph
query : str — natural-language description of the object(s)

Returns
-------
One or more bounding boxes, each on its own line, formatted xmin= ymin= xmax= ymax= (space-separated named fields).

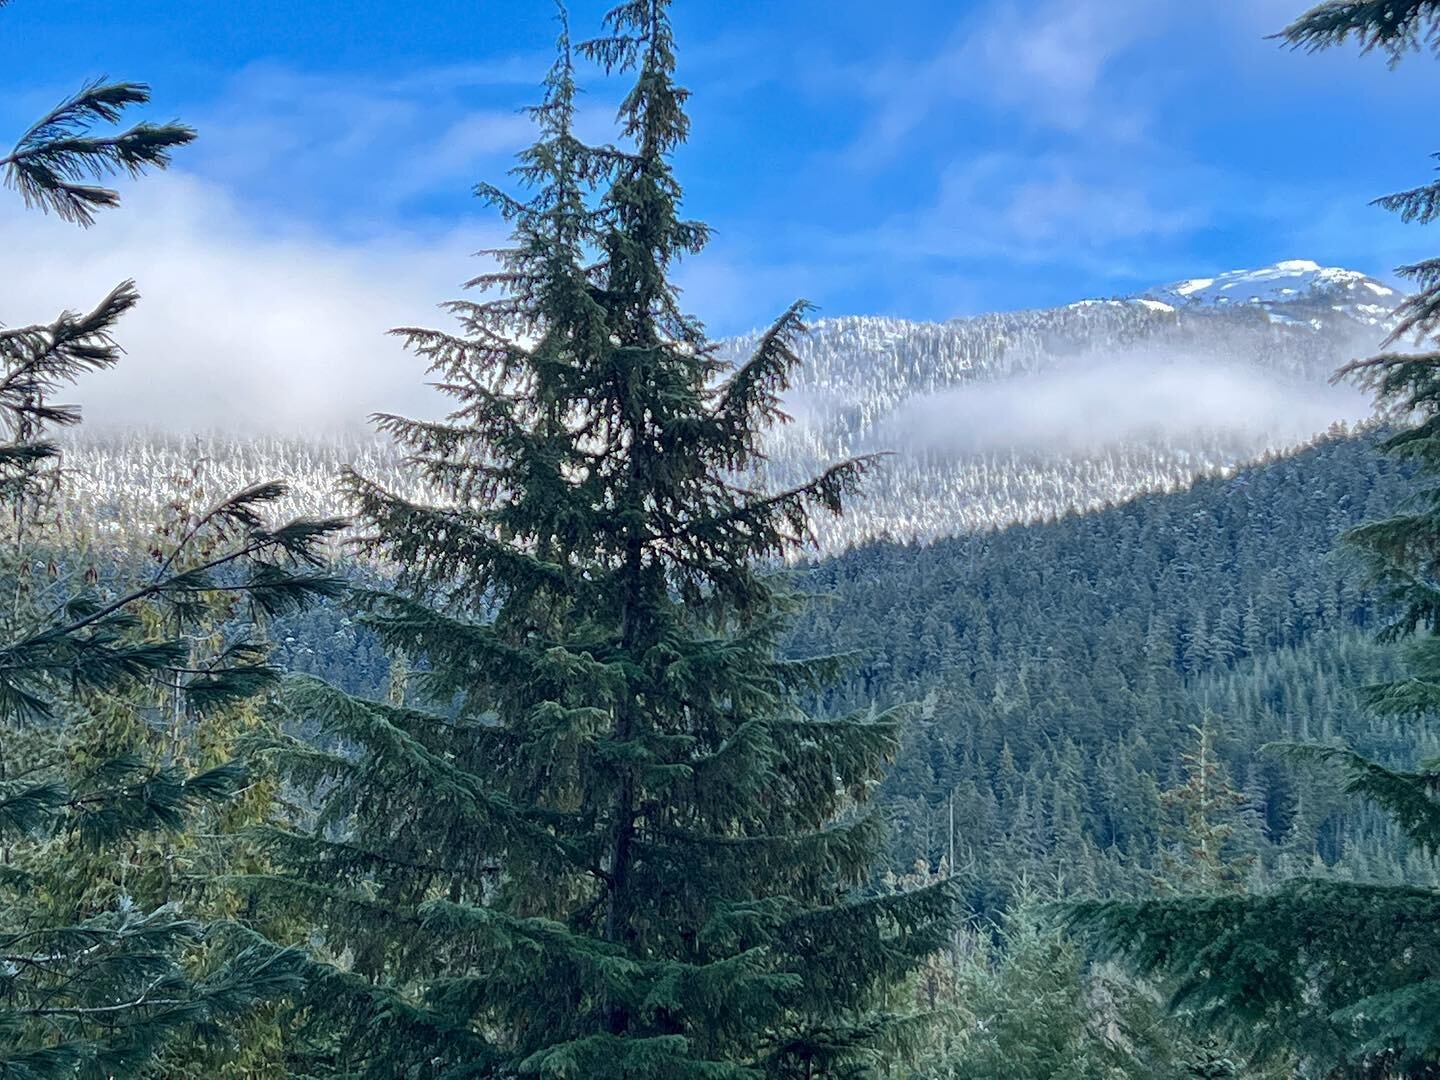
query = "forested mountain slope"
xmin=732 ymin=259 xmax=1390 ymax=548
xmin=268 ymin=430 xmax=1437 ymax=914
xmin=786 ymin=431 xmax=1434 ymax=910
xmin=62 ymin=262 xmax=1392 ymax=554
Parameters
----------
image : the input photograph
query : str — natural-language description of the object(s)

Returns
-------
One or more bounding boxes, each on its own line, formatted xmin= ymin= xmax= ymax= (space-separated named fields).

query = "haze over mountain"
xmin=745 ymin=258 xmax=1390 ymax=547
xmin=62 ymin=260 xmax=1395 ymax=553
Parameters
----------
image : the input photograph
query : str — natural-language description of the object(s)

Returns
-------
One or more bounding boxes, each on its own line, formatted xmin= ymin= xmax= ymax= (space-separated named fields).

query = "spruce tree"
xmin=0 ymin=21 xmax=346 ymax=1074
xmin=251 ymin=4 xmax=953 ymax=1076
xmin=1068 ymin=3 xmax=1440 ymax=1074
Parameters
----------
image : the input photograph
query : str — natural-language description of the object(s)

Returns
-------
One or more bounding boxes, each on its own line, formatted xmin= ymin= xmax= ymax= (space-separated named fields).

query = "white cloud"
xmin=0 ymin=172 xmax=497 ymax=433
xmin=0 ymin=52 xmax=756 ymax=438
xmin=384 ymin=110 xmax=541 ymax=202
xmin=947 ymin=154 xmax=1198 ymax=250
xmin=812 ymin=151 xmax=1204 ymax=292
xmin=965 ymin=0 xmax=1151 ymax=133
xmin=844 ymin=0 xmax=1161 ymax=164
xmin=781 ymin=0 xmax=1218 ymax=297
xmin=0 ymin=55 xmax=646 ymax=437
xmin=186 ymin=63 xmax=548 ymax=221
xmin=880 ymin=351 xmax=1373 ymax=455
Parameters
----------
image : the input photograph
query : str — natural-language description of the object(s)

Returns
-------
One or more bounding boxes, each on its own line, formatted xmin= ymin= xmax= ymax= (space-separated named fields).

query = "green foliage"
xmin=896 ymin=895 xmax=1272 ymax=1080
xmin=0 ymin=367 xmax=343 ymax=1079
xmin=1067 ymin=880 xmax=1440 ymax=1071
xmin=279 ymin=425 xmax=1432 ymax=909
xmin=0 ymin=13 xmax=344 ymax=1074
xmin=786 ymin=431 xmax=1414 ymax=910
xmin=1 ymin=79 xmax=194 ymax=225
xmin=1283 ymin=2 xmax=1440 ymax=61
xmin=1155 ymin=721 xmax=1255 ymax=893
xmin=0 ymin=909 xmax=310 ymax=1080
xmin=251 ymin=4 xmax=952 ymax=1075
xmin=1062 ymin=4 xmax=1440 ymax=1075
xmin=941 ymin=916 xmax=1155 ymax=1080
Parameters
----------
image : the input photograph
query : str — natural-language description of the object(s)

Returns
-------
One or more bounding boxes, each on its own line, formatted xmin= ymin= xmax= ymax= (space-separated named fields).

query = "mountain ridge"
xmin=60 ymin=260 xmax=1399 ymax=553
xmin=1139 ymin=258 xmax=1398 ymax=325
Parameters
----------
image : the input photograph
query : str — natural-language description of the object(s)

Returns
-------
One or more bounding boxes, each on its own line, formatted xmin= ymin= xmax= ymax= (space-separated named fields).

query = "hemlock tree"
xmin=0 ymin=22 xmax=346 ymax=1074
xmin=250 ymin=3 xmax=953 ymax=1076
xmin=1068 ymin=3 xmax=1440 ymax=1075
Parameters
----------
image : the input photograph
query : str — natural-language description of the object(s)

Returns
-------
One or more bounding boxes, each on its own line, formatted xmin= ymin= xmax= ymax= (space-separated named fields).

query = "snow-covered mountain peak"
xmin=1140 ymin=260 xmax=1399 ymax=323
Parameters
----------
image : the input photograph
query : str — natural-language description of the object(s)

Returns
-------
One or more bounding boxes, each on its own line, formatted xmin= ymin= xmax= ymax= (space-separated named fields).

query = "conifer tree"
xmin=1068 ymin=3 xmax=1440 ymax=1074
xmin=0 ymin=19 xmax=346 ymax=1074
xmin=251 ymin=4 xmax=953 ymax=1076
xmin=1152 ymin=720 xmax=1254 ymax=893
xmin=904 ymin=896 xmax=1266 ymax=1080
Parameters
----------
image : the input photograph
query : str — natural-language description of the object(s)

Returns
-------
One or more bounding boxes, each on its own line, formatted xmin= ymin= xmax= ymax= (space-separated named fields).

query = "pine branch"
xmin=3 ymin=80 xmax=195 ymax=225
xmin=150 ymin=480 xmax=291 ymax=581
xmin=49 ymin=520 xmax=342 ymax=637
xmin=1386 ymin=255 xmax=1440 ymax=342
xmin=0 ymin=779 xmax=67 ymax=838
xmin=1066 ymin=880 xmax=1440 ymax=1065
xmin=1281 ymin=1 xmax=1440 ymax=61
xmin=710 ymin=300 xmax=810 ymax=448
xmin=0 ymin=511 xmax=342 ymax=721
xmin=0 ymin=281 xmax=140 ymax=434
xmin=1268 ymin=742 xmax=1440 ymax=852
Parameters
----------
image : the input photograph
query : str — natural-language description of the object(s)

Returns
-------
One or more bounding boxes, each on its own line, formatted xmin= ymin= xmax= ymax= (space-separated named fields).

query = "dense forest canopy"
xmin=276 ymin=430 xmax=1430 ymax=909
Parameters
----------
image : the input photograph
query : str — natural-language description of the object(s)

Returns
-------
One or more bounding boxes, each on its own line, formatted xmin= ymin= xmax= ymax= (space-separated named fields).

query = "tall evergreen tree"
xmin=1068 ymin=3 xmax=1440 ymax=1075
xmin=251 ymin=4 xmax=953 ymax=1076
xmin=1152 ymin=720 xmax=1255 ymax=894
xmin=0 ymin=18 xmax=346 ymax=1074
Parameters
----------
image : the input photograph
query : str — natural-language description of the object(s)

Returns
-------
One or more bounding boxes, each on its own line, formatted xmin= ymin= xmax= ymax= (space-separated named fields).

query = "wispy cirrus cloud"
xmin=742 ymin=0 xmax=1223 ymax=313
xmin=837 ymin=0 xmax=1164 ymax=165
xmin=186 ymin=62 xmax=544 ymax=225
xmin=913 ymin=152 xmax=1200 ymax=254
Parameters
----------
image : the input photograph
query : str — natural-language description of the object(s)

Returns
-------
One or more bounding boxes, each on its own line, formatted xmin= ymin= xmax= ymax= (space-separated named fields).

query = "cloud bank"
xmin=877 ymin=350 xmax=1373 ymax=456
xmin=0 ymin=172 xmax=1378 ymax=455
xmin=1 ymin=173 xmax=487 ymax=433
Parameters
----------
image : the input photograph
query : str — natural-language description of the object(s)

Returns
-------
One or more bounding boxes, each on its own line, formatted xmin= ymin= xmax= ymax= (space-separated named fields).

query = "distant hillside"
xmin=60 ymin=261 xmax=1394 ymax=552
xmin=262 ymin=430 xmax=1433 ymax=911
xmin=744 ymin=260 xmax=1390 ymax=549
xmin=787 ymin=431 xmax=1427 ymax=910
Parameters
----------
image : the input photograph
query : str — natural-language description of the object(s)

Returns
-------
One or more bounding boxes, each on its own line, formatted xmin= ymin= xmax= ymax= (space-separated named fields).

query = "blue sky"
xmin=3 ymin=0 xmax=1439 ymax=427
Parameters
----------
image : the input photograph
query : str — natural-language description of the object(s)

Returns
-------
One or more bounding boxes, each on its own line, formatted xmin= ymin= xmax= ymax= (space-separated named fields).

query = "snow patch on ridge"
xmin=1137 ymin=260 xmax=1400 ymax=325
xmin=1067 ymin=298 xmax=1176 ymax=314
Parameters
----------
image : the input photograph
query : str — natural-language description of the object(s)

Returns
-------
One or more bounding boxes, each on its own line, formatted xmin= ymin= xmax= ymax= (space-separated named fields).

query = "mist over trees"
xmin=53 ymin=282 xmax=1387 ymax=557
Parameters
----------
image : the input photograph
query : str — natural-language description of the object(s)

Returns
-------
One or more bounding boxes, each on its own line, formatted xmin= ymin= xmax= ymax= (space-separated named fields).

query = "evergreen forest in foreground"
xmin=7 ymin=0 xmax=1440 ymax=1076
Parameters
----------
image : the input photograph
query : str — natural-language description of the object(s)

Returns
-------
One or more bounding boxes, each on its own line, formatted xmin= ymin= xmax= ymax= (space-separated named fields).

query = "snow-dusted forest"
xmin=64 ymin=261 xmax=1391 ymax=554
